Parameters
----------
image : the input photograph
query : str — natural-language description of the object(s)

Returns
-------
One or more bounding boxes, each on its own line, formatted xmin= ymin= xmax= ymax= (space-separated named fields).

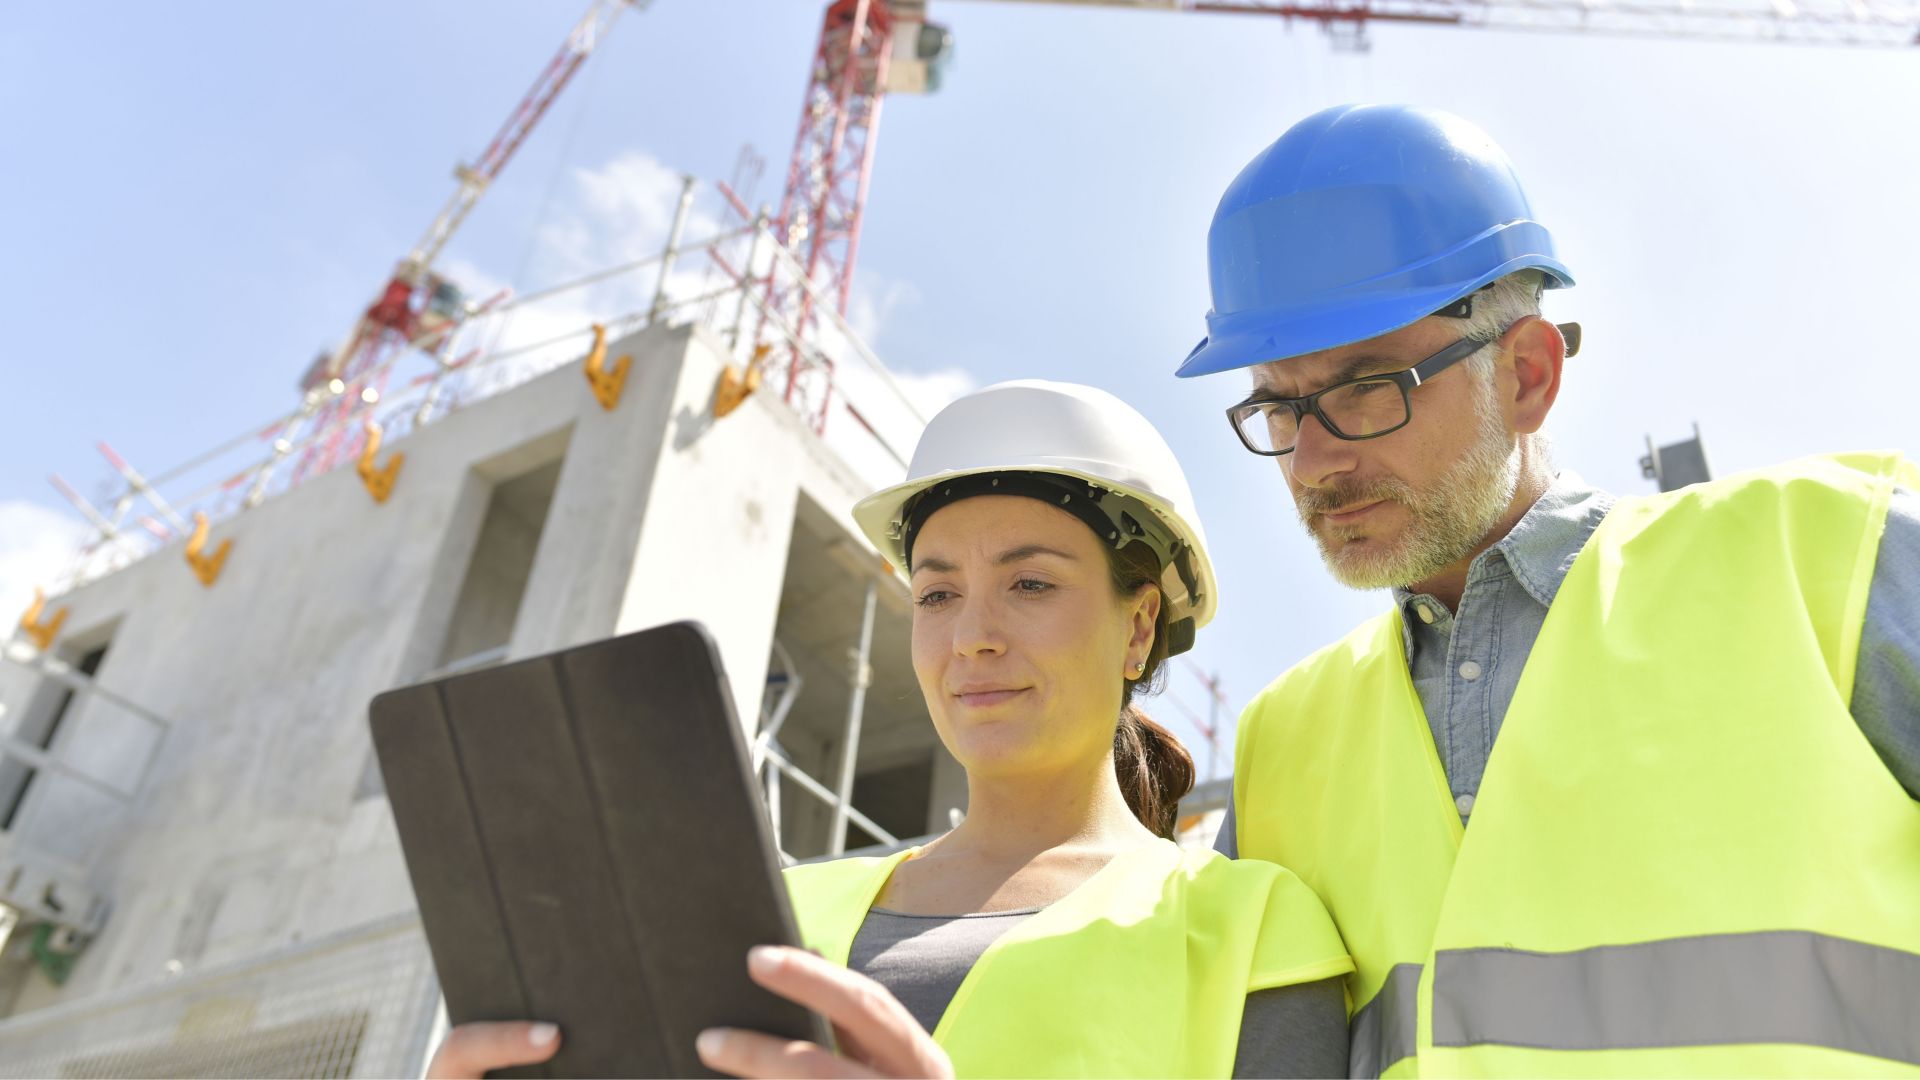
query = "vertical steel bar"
xmin=829 ymin=580 xmax=879 ymax=856
xmin=1206 ymin=671 xmax=1221 ymax=783
xmin=728 ymin=213 xmax=768 ymax=354
xmin=767 ymin=768 xmax=784 ymax=852
xmin=248 ymin=402 xmax=313 ymax=508
xmin=649 ymin=175 xmax=698 ymax=324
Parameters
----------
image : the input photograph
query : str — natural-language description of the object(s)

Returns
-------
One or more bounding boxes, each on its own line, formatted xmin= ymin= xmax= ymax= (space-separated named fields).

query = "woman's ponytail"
xmin=1106 ymin=539 xmax=1196 ymax=838
xmin=1113 ymin=705 xmax=1196 ymax=838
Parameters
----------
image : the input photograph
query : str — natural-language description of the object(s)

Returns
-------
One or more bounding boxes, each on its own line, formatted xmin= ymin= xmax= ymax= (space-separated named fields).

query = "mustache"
xmin=1294 ymin=476 xmax=1417 ymax=524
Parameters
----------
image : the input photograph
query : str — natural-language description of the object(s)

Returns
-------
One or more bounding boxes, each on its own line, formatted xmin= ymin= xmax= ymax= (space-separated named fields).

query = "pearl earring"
xmin=1133 ymin=661 xmax=1146 ymax=676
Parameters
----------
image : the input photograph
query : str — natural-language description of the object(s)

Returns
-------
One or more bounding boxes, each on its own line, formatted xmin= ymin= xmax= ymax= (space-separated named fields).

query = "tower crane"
xmin=753 ymin=0 xmax=1919 ymax=433
xmin=289 ymin=0 xmax=642 ymax=481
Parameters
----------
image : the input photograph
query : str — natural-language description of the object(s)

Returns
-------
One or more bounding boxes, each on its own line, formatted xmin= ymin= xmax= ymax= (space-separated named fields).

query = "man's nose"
xmin=1286 ymin=412 xmax=1359 ymax=490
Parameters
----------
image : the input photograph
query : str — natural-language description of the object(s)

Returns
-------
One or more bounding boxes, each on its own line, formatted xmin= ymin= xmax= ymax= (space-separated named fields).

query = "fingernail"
xmin=696 ymin=1029 xmax=725 ymax=1060
xmin=529 ymin=1023 xmax=559 ymax=1048
xmin=747 ymin=945 xmax=782 ymax=974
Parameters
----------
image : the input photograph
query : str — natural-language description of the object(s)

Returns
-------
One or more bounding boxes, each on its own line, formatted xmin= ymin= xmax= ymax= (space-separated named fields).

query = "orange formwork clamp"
xmin=356 ymin=419 xmax=404 ymax=504
xmin=18 ymin=588 xmax=69 ymax=650
xmin=583 ymin=323 xmax=631 ymax=411
xmin=713 ymin=343 xmax=770 ymax=419
xmin=184 ymin=512 xmax=232 ymax=587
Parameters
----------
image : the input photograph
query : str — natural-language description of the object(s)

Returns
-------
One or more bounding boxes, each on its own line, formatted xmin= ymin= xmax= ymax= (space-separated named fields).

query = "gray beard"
xmin=1298 ymin=383 xmax=1522 ymax=592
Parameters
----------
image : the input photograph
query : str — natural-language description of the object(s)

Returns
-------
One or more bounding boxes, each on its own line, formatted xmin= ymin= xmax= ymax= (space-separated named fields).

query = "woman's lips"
xmin=955 ymin=688 xmax=1028 ymax=708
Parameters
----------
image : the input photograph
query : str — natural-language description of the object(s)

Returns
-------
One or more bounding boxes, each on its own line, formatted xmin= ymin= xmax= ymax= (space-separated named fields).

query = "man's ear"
xmin=1505 ymin=316 xmax=1565 ymax=435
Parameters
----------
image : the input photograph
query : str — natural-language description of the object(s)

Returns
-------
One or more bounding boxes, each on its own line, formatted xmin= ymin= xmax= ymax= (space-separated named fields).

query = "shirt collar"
xmin=1486 ymin=470 xmax=1615 ymax=608
xmin=1391 ymin=471 xmax=1615 ymax=638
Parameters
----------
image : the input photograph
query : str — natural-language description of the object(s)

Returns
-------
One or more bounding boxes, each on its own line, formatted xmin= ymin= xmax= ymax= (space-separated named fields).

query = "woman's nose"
xmin=949 ymin=594 xmax=1007 ymax=658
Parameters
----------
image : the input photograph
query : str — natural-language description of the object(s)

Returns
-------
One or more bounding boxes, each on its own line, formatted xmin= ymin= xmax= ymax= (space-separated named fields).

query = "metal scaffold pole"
xmin=830 ymin=580 xmax=879 ymax=856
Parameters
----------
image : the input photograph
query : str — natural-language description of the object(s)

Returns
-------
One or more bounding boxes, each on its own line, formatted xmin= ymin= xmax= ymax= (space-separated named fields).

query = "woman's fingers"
xmin=740 ymin=946 xmax=954 ymax=1079
xmin=696 ymin=1028 xmax=882 ymax=1080
xmin=426 ymin=1021 xmax=561 ymax=1079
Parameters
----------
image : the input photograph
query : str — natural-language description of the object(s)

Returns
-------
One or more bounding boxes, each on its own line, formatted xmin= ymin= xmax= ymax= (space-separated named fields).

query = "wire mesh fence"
xmin=0 ymin=913 xmax=437 ymax=1079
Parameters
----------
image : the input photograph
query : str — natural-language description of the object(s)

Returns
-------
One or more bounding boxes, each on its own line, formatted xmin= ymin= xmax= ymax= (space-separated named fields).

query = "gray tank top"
xmin=847 ymin=906 xmax=1348 ymax=1077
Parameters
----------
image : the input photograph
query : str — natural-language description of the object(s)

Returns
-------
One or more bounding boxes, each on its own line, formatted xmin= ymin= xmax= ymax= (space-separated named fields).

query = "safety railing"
xmin=0 ymin=641 xmax=173 ymax=936
xmin=752 ymin=625 xmax=906 ymax=864
xmin=0 ymin=912 xmax=438 ymax=1079
xmin=42 ymin=171 xmax=932 ymax=598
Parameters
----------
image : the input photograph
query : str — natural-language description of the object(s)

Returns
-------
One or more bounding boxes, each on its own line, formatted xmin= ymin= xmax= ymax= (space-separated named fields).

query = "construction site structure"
xmin=5 ymin=0 xmax=1913 ymax=1074
xmin=0 ymin=317 xmax=932 ymax=1074
xmin=1642 ymin=425 xmax=1715 ymax=491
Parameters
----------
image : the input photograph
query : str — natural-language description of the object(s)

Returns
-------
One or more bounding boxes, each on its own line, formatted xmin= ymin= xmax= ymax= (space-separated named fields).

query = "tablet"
xmin=370 ymin=621 xmax=831 ymax=1078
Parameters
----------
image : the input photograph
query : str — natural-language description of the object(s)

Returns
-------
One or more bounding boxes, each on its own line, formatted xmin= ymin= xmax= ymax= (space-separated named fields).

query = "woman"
xmin=431 ymin=381 xmax=1350 ymax=1079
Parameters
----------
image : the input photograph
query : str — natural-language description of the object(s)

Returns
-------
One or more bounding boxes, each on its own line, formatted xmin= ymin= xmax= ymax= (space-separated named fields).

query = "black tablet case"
xmin=370 ymin=621 xmax=830 ymax=1078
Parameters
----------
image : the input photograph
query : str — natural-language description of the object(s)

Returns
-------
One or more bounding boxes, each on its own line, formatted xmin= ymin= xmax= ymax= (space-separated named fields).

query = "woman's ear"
xmin=1126 ymin=586 xmax=1162 ymax=674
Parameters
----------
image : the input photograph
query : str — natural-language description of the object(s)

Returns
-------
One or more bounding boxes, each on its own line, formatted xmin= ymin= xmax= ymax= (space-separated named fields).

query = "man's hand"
xmin=697 ymin=946 xmax=954 ymax=1079
xmin=426 ymin=1020 xmax=561 ymax=1079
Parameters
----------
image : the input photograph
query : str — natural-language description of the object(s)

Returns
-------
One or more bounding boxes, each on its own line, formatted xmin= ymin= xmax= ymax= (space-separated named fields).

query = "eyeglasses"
xmin=1224 ymin=331 xmax=1499 ymax=457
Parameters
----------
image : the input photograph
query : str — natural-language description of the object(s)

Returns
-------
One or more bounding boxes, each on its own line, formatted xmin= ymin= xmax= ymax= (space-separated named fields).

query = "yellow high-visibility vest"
xmin=786 ymin=838 xmax=1353 ymax=1078
xmin=1235 ymin=451 xmax=1920 ymax=1077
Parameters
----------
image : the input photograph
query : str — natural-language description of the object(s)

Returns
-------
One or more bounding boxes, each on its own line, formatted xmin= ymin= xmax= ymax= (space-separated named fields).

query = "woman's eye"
xmin=1013 ymin=579 xmax=1053 ymax=594
xmin=915 ymin=590 xmax=953 ymax=608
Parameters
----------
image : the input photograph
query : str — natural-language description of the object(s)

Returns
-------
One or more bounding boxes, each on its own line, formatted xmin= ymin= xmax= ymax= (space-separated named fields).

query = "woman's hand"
xmin=697 ymin=946 xmax=954 ymax=1079
xmin=426 ymin=1020 xmax=561 ymax=1079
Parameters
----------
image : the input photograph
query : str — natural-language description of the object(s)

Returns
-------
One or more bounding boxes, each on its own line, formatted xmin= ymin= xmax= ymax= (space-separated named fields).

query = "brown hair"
xmin=1106 ymin=540 xmax=1196 ymax=838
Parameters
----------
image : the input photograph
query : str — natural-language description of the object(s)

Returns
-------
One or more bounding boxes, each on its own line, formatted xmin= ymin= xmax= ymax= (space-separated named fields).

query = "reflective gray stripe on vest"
xmin=1432 ymin=930 xmax=1920 ymax=1067
xmin=1348 ymin=963 xmax=1421 ymax=1078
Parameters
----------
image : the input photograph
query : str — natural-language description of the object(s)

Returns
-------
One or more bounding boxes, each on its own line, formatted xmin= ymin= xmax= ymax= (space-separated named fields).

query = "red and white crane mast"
xmin=296 ymin=0 xmax=641 ymax=481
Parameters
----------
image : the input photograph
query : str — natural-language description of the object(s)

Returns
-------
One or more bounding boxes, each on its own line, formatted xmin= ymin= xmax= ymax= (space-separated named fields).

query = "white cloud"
xmin=0 ymin=501 xmax=91 ymax=629
xmin=845 ymin=276 xmax=921 ymax=348
xmin=891 ymin=368 xmax=975 ymax=418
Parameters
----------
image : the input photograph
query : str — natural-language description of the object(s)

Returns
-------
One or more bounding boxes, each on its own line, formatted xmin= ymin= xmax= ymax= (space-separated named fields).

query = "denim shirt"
xmin=1218 ymin=473 xmax=1920 ymax=854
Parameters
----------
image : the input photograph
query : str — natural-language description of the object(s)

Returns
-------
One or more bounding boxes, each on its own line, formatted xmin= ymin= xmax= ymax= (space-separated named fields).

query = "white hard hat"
xmin=853 ymin=380 xmax=1217 ymax=655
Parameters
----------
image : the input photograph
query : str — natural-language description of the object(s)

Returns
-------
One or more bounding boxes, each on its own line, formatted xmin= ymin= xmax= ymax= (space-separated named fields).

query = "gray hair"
xmin=1457 ymin=270 xmax=1544 ymax=378
xmin=1454 ymin=270 xmax=1553 ymax=468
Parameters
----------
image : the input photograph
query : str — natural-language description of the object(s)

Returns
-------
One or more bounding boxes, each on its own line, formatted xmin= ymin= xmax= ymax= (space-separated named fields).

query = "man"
xmin=1189 ymin=104 xmax=1920 ymax=1077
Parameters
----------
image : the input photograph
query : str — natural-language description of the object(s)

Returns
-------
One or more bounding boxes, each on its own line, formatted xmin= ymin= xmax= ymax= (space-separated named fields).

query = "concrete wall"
xmin=0 ymin=321 xmax=892 ymax=1015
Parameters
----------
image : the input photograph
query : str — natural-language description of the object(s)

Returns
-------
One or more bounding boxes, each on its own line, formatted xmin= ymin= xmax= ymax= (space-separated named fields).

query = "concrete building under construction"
xmin=0 ymin=307 xmax=995 ymax=1075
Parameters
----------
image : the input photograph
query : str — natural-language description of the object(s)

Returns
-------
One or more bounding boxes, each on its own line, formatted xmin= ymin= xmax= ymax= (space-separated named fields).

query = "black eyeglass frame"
xmin=1224 ymin=328 xmax=1505 ymax=457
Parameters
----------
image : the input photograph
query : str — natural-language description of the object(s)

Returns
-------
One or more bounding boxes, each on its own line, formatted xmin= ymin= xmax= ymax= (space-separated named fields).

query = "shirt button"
xmin=1458 ymin=660 xmax=1483 ymax=681
xmin=1415 ymin=603 xmax=1436 ymax=625
xmin=1456 ymin=794 xmax=1476 ymax=816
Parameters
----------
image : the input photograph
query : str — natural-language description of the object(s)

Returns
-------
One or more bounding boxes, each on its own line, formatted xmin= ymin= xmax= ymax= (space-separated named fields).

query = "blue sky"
xmin=5 ymin=1 xmax=1918 ymax=762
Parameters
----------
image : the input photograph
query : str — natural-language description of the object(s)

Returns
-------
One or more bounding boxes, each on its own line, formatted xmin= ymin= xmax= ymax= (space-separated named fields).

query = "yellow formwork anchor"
xmin=583 ymin=323 xmax=631 ymax=411
xmin=356 ymin=419 xmax=404 ymax=504
xmin=18 ymin=587 xmax=68 ymax=650
xmin=184 ymin=511 xmax=232 ymax=588
xmin=714 ymin=343 xmax=771 ymax=419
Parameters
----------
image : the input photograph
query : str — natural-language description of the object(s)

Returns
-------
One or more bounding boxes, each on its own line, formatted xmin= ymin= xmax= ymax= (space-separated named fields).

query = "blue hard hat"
xmin=1176 ymin=104 xmax=1573 ymax=378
